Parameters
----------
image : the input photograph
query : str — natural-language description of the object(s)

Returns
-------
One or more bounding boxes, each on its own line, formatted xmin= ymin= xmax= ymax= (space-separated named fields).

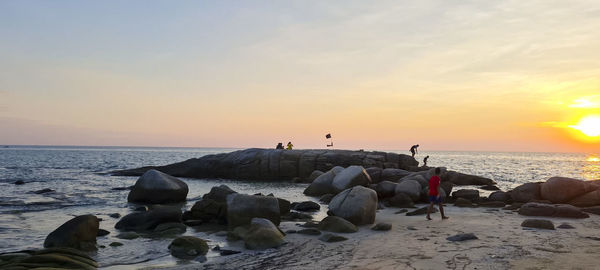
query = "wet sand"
xmin=145 ymin=205 xmax=600 ymax=270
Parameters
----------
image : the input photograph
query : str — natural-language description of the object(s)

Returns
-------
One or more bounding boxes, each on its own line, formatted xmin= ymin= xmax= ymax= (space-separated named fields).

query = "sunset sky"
xmin=1 ymin=1 xmax=599 ymax=152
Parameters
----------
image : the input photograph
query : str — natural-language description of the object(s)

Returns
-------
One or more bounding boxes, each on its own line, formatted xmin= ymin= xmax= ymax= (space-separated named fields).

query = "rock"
xmin=557 ymin=223 xmax=575 ymax=229
xmin=406 ymin=206 xmax=437 ymax=216
xmin=109 ymin=242 xmax=123 ymax=247
xmin=190 ymin=198 xmax=227 ymax=223
xmin=127 ymin=169 xmax=188 ymax=204
xmin=282 ymin=211 xmax=313 ymax=221
xmin=134 ymin=206 xmax=148 ymax=212
xmin=319 ymin=194 xmax=335 ymax=203
xmin=153 ymin=222 xmax=187 ymax=236
xmin=116 ymin=232 xmax=139 ymax=239
xmin=518 ymin=202 xmax=589 ymax=218
xmin=203 ymin=185 xmax=237 ymax=203
xmin=375 ymin=181 xmax=399 ymax=199
xmin=115 ymin=206 xmax=182 ymax=231
xmin=330 ymin=165 xmax=372 ymax=194
xmin=380 ymin=168 xmax=411 ymax=182
xmin=297 ymin=228 xmax=321 ymax=235
xmin=540 ymin=177 xmax=597 ymax=204
xmin=304 ymin=166 xmax=344 ymax=196
xmin=447 ymin=233 xmax=478 ymax=242
xmin=440 ymin=181 xmax=454 ymax=196
xmin=400 ymin=174 xmax=428 ymax=189
xmin=386 ymin=193 xmax=415 ymax=208
xmin=452 ymin=189 xmax=480 ymax=201
xmin=510 ymin=182 xmax=541 ymax=203
xmin=44 ymin=215 xmax=99 ymax=251
xmin=318 ymin=216 xmax=358 ymax=233
xmin=1 ymin=247 xmax=98 ymax=270
xmin=480 ymin=185 xmax=500 ymax=191
xmin=227 ymin=193 xmax=280 ymax=229
xmin=479 ymin=201 xmax=506 ymax=208
xmin=582 ymin=206 xmax=600 ymax=215
xmin=454 ymin=198 xmax=475 ymax=207
xmin=567 ymin=190 xmax=600 ymax=207
xmin=14 ymin=180 xmax=24 ymax=185
xmin=307 ymin=170 xmax=324 ymax=182
xmin=292 ymin=201 xmax=320 ymax=212
xmin=108 ymin=213 xmax=121 ymax=219
xmin=489 ymin=191 xmax=510 ymax=202
xmin=328 ymin=186 xmax=378 ymax=225
xmin=277 ymin=198 xmax=291 ymax=215
xmin=33 ymin=188 xmax=54 ymax=194
xmin=371 ymin=223 xmax=392 ymax=231
xmin=242 ymin=218 xmax=285 ymax=250
xmin=319 ymin=233 xmax=348 ymax=242
xmin=366 ymin=167 xmax=383 ymax=183
xmin=521 ymin=219 xmax=555 ymax=230
xmin=97 ymin=229 xmax=110 ymax=237
xmin=395 ymin=180 xmax=422 ymax=201
xmin=444 ymin=171 xmax=494 ymax=186
xmin=168 ymin=236 xmax=209 ymax=259
xmin=112 ymin=186 xmax=132 ymax=191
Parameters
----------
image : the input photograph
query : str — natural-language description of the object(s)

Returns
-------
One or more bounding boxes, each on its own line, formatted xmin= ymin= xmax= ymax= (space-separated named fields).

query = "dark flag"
xmin=325 ymin=133 xmax=331 ymax=139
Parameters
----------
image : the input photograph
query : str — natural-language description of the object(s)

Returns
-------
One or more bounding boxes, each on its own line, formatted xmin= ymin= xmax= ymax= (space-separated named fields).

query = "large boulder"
xmin=328 ymin=186 xmax=378 ymax=225
xmin=115 ymin=206 xmax=182 ymax=231
xmin=44 ymin=215 xmax=99 ymax=251
xmin=0 ymin=247 xmax=98 ymax=270
xmin=318 ymin=216 xmax=358 ymax=233
xmin=227 ymin=194 xmax=280 ymax=229
xmin=242 ymin=218 xmax=285 ymax=250
xmin=395 ymin=180 xmax=422 ymax=201
xmin=380 ymin=168 xmax=411 ymax=182
xmin=365 ymin=167 xmax=383 ymax=183
xmin=190 ymin=198 xmax=226 ymax=223
xmin=540 ymin=177 xmax=598 ymax=204
xmin=452 ymin=189 xmax=480 ymax=201
xmin=128 ymin=169 xmax=189 ymax=204
xmin=303 ymin=166 xmax=344 ymax=196
xmin=518 ymin=202 xmax=589 ymax=219
xmin=331 ymin=166 xmax=372 ymax=194
xmin=374 ymin=181 xmax=398 ymax=199
xmin=168 ymin=236 xmax=209 ymax=259
xmin=489 ymin=191 xmax=510 ymax=203
xmin=510 ymin=182 xmax=541 ymax=203
xmin=521 ymin=219 xmax=555 ymax=230
xmin=386 ymin=193 xmax=414 ymax=208
xmin=444 ymin=171 xmax=494 ymax=186
xmin=568 ymin=190 xmax=600 ymax=207
xmin=399 ymin=174 xmax=428 ymax=189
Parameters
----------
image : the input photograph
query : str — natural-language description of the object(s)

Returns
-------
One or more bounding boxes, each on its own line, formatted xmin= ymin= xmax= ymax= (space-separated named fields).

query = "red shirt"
xmin=429 ymin=175 xmax=441 ymax=196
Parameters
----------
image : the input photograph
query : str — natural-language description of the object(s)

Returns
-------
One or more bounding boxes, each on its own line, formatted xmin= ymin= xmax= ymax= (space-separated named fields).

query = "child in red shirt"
xmin=426 ymin=167 xmax=449 ymax=220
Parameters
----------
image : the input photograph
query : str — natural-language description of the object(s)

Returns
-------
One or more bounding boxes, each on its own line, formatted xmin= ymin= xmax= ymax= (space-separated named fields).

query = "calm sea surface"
xmin=0 ymin=146 xmax=598 ymax=268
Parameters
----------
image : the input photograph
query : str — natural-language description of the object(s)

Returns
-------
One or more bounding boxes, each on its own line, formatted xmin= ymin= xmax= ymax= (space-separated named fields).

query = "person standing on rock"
xmin=286 ymin=142 xmax=294 ymax=150
xmin=426 ymin=167 xmax=449 ymax=220
xmin=276 ymin=143 xmax=284 ymax=149
xmin=409 ymin=144 xmax=419 ymax=157
xmin=423 ymin=156 xmax=429 ymax=167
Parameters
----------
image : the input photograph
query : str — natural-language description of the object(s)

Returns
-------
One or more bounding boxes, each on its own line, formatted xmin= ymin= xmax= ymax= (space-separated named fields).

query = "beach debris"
xmin=318 ymin=216 xmax=358 ymax=233
xmin=292 ymin=201 xmax=320 ymax=212
xmin=447 ymin=233 xmax=478 ymax=242
xmin=371 ymin=223 xmax=392 ymax=231
xmin=328 ymin=186 xmax=377 ymax=225
xmin=168 ymin=236 xmax=209 ymax=259
xmin=128 ymin=169 xmax=188 ymax=204
xmin=521 ymin=219 xmax=555 ymax=230
xmin=44 ymin=215 xmax=99 ymax=251
xmin=319 ymin=233 xmax=348 ymax=243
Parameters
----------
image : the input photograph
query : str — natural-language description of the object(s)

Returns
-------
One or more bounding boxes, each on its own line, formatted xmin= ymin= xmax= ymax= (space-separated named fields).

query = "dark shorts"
xmin=429 ymin=195 xmax=442 ymax=204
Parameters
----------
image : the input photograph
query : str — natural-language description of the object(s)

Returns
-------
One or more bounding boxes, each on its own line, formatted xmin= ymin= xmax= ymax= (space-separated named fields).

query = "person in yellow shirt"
xmin=286 ymin=142 xmax=294 ymax=150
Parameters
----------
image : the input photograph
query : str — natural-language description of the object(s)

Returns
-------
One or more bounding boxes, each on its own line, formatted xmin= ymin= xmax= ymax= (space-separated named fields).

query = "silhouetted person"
xmin=423 ymin=155 xmax=429 ymax=167
xmin=410 ymin=144 xmax=419 ymax=157
xmin=286 ymin=142 xmax=294 ymax=150
xmin=426 ymin=167 xmax=449 ymax=220
xmin=276 ymin=143 xmax=284 ymax=149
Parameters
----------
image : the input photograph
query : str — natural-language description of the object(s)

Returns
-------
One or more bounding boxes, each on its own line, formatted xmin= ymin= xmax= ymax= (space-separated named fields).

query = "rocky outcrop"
xmin=226 ymin=194 xmax=280 ymax=229
xmin=44 ymin=215 xmax=99 ymax=251
xmin=168 ymin=236 xmax=209 ymax=259
xmin=540 ymin=177 xmax=598 ymax=204
xmin=304 ymin=166 xmax=344 ymax=196
xmin=318 ymin=216 xmax=358 ymax=233
xmin=127 ymin=169 xmax=189 ymax=204
xmin=241 ymin=218 xmax=286 ymax=250
xmin=0 ymin=247 xmax=98 ymax=270
xmin=374 ymin=181 xmax=398 ymax=199
xmin=518 ymin=202 xmax=589 ymax=219
xmin=443 ymin=171 xmax=495 ymax=186
xmin=568 ymin=190 xmax=600 ymax=207
xmin=452 ymin=189 xmax=480 ymax=201
xmin=330 ymin=166 xmax=372 ymax=194
xmin=328 ymin=186 xmax=377 ymax=225
xmin=510 ymin=182 xmax=541 ymax=203
xmin=395 ymin=180 xmax=422 ymax=201
xmin=111 ymin=148 xmax=418 ymax=181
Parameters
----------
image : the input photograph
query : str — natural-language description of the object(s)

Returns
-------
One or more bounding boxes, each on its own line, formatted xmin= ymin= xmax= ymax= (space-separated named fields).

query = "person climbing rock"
xmin=286 ymin=142 xmax=294 ymax=150
xmin=409 ymin=144 xmax=419 ymax=157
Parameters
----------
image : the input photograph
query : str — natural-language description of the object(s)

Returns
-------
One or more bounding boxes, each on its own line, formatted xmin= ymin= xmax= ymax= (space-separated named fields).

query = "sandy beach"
xmin=142 ymin=205 xmax=600 ymax=270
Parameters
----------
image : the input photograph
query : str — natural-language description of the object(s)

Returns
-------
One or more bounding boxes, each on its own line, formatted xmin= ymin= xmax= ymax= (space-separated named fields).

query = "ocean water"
xmin=0 ymin=146 xmax=598 ymax=268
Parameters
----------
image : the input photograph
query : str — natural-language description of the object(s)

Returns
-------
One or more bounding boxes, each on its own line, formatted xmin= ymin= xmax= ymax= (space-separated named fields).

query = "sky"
xmin=1 ymin=0 xmax=599 ymax=152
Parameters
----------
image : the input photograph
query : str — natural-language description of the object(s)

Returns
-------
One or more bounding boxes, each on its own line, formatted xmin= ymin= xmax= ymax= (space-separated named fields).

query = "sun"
xmin=570 ymin=115 xmax=600 ymax=137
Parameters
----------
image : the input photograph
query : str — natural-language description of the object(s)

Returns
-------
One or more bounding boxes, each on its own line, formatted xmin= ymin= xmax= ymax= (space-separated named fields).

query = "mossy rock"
xmin=168 ymin=236 xmax=209 ymax=259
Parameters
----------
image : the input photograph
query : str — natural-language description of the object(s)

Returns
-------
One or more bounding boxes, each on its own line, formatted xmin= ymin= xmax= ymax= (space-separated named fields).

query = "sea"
xmin=0 ymin=146 xmax=598 ymax=269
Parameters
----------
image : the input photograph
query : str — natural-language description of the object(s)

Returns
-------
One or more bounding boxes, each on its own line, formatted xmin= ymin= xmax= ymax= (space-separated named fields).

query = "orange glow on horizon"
xmin=570 ymin=115 xmax=600 ymax=138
